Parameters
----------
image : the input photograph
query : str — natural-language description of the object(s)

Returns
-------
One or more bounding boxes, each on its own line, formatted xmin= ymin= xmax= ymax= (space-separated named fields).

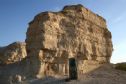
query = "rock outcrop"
xmin=0 ymin=42 xmax=26 ymax=65
xmin=26 ymin=4 xmax=113 ymax=78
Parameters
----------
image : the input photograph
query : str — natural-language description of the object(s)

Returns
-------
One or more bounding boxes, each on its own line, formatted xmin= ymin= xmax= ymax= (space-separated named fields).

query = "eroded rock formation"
xmin=0 ymin=42 xmax=26 ymax=65
xmin=26 ymin=4 xmax=113 ymax=78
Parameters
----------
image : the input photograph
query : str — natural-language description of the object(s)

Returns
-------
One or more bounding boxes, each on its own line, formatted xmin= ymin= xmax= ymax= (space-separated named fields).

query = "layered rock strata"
xmin=26 ymin=4 xmax=113 ymax=78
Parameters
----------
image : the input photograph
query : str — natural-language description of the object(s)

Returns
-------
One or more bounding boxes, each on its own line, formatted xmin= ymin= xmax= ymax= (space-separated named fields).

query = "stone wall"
xmin=26 ymin=4 xmax=113 ymax=78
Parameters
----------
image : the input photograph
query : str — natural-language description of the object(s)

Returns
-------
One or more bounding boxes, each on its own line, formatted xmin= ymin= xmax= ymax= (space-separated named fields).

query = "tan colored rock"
xmin=26 ymin=4 xmax=113 ymax=78
xmin=0 ymin=42 xmax=27 ymax=64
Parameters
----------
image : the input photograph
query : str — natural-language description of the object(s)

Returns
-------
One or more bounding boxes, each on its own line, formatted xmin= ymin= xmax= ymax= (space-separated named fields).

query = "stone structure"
xmin=26 ymin=4 xmax=113 ymax=78
xmin=0 ymin=42 xmax=26 ymax=65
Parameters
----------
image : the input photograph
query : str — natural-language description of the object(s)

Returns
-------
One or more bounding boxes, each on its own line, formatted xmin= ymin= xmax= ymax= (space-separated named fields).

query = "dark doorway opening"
xmin=69 ymin=58 xmax=78 ymax=80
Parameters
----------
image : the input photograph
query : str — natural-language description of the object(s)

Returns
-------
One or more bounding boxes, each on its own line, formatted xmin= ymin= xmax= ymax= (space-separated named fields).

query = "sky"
xmin=0 ymin=0 xmax=126 ymax=63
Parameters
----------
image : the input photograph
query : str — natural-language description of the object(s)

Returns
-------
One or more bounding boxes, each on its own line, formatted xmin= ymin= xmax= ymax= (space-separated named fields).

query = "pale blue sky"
xmin=0 ymin=0 xmax=126 ymax=63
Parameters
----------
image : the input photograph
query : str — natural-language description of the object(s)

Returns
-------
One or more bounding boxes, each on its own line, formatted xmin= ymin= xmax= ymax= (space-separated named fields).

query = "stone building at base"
xmin=26 ymin=4 xmax=113 ymax=78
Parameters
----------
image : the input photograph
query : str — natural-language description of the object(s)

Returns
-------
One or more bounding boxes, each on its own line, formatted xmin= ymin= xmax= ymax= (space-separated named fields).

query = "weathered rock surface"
xmin=0 ymin=42 xmax=26 ymax=65
xmin=0 ymin=4 xmax=114 ymax=84
xmin=26 ymin=4 xmax=113 ymax=78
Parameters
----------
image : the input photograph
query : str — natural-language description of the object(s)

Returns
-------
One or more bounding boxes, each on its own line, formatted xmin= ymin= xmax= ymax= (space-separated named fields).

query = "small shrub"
xmin=115 ymin=63 xmax=126 ymax=71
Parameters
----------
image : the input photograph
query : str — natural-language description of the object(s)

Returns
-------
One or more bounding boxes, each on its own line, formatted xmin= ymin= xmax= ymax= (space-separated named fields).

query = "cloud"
xmin=113 ymin=16 xmax=123 ymax=24
xmin=112 ymin=13 xmax=126 ymax=24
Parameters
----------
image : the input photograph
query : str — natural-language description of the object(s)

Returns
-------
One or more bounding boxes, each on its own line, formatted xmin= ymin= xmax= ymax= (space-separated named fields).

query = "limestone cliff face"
xmin=0 ymin=42 xmax=26 ymax=64
xmin=26 ymin=4 xmax=113 ymax=77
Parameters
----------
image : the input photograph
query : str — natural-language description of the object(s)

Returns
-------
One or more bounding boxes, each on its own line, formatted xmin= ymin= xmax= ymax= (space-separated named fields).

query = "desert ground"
xmin=22 ymin=64 xmax=126 ymax=84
